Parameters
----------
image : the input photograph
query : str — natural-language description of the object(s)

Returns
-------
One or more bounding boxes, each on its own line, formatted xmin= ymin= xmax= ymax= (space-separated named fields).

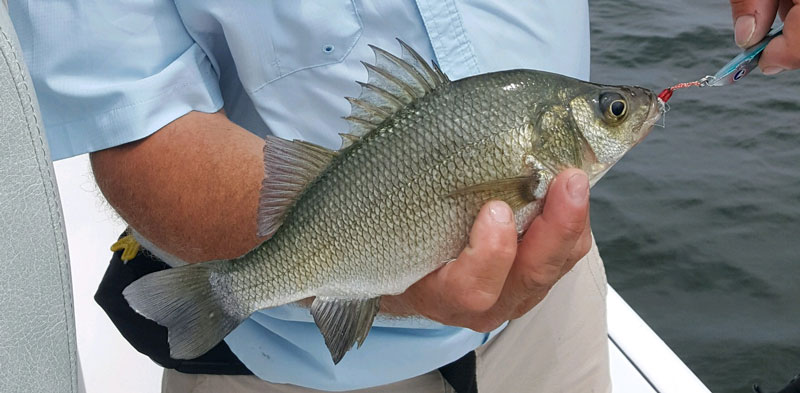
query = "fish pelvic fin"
xmin=341 ymin=39 xmax=451 ymax=145
xmin=311 ymin=296 xmax=381 ymax=364
xmin=122 ymin=261 xmax=248 ymax=360
xmin=258 ymin=136 xmax=338 ymax=238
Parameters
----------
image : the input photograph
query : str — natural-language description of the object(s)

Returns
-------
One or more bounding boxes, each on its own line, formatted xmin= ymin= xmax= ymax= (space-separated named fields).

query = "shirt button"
xmin=322 ymin=44 xmax=335 ymax=54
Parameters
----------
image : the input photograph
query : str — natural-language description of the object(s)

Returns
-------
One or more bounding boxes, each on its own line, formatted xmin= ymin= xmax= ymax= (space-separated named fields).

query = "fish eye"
xmin=611 ymin=101 xmax=626 ymax=117
xmin=600 ymin=93 xmax=627 ymax=122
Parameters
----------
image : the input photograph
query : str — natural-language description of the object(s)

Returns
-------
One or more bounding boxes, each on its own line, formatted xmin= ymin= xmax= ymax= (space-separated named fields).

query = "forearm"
xmin=90 ymin=111 xmax=266 ymax=263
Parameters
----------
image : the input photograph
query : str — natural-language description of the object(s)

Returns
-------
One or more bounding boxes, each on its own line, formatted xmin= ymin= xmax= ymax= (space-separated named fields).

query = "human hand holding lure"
xmin=658 ymin=25 xmax=784 ymax=103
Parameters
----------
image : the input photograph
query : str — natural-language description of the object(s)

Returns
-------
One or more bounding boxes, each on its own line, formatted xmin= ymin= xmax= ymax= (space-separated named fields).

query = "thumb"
xmin=514 ymin=169 xmax=589 ymax=284
xmin=730 ymin=0 xmax=779 ymax=47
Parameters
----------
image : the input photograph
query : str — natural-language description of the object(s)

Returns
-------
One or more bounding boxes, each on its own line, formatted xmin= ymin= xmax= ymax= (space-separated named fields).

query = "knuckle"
xmin=493 ymin=246 xmax=517 ymax=264
xmin=519 ymin=268 xmax=558 ymax=292
xmin=456 ymin=287 xmax=498 ymax=314
xmin=575 ymin=234 xmax=592 ymax=259
xmin=790 ymin=55 xmax=800 ymax=69
xmin=482 ymin=235 xmax=516 ymax=261
xmin=559 ymin=218 xmax=586 ymax=241
xmin=579 ymin=242 xmax=591 ymax=258
xmin=728 ymin=0 xmax=754 ymax=10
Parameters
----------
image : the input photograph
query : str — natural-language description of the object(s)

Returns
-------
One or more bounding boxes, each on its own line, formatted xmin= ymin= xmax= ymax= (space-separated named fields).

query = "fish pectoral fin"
xmin=311 ymin=296 xmax=381 ymax=364
xmin=258 ymin=136 xmax=338 ymax=238
xmin=448 ymin=175 xmax=540 ymax=211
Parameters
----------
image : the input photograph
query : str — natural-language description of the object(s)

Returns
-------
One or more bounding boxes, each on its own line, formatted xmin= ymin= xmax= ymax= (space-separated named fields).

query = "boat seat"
xmin=0 ymin=3 xmax=83 ymax=392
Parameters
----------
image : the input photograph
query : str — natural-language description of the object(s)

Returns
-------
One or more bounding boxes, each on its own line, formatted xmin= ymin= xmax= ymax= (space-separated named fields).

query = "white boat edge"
xmin=608 ymin=285 xmax=712 ymax=393
xmin=55 ymin=155 xmax=712 ymax=393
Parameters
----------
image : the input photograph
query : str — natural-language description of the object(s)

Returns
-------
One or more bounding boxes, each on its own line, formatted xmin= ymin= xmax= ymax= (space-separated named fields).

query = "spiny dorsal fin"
xmin=338 ymin=132 xmax=361 ymax=149
xmin=341 ymin=39 xmax=450 ymax=144
xmin=429 ymin=60 xmax=450 ymax=85
xmin=258 ymin=136 xmax=337 ymax=238
xmin=369 ymin=44 xmax=433 ymax=95
xmin=397 ymin=39 xmax=449 ymax=86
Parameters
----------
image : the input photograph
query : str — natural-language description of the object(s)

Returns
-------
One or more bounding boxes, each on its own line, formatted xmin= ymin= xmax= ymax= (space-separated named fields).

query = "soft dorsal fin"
xmin=341 ymin=39 xmax=450 ymax=144
xmin=258 ymin=136 xmax=337 ymax=238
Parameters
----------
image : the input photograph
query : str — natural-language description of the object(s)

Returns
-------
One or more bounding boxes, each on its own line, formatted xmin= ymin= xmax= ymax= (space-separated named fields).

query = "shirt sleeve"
xmin=10 ymin=1 xmax=223 ymax=160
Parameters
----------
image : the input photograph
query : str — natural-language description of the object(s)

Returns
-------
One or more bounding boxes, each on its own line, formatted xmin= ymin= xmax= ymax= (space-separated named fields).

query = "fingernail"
xmin=762 ymin=66 xmax=785 ymax=76
xmin=488 ymin=202 xmax=512 ymax=224
xmin=735 ymin=15 xmax=756 ymax=48
xmin=567 ymin=172 xmax=589 ymax=202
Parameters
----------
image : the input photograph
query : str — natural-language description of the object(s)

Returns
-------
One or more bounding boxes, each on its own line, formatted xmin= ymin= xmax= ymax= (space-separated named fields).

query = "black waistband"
xmin=95 ymin=232 xmax=478 ymax=391
xmin=94 ymin=234 xmax=252 ymax=375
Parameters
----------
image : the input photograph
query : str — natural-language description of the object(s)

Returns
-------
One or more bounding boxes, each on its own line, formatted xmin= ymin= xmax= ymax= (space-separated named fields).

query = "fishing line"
xmin=657 ymin=77 xmax=710 ymax=103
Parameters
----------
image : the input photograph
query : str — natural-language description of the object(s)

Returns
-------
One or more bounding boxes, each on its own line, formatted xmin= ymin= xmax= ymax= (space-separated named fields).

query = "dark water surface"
xmin=588 ymin=1 xmax=800 ymax=391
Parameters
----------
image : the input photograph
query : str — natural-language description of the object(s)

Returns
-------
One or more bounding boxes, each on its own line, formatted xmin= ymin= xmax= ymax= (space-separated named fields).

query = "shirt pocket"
xmin=244 ymin=1 xmax=362 ymax=92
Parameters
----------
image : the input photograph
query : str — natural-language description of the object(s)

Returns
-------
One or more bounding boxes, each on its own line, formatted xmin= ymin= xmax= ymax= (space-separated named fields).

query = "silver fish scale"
xmin=230 ymin=71 xmax=569 ymax=308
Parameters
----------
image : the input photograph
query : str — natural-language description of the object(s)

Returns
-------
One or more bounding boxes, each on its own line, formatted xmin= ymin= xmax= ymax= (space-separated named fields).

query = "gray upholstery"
xmin=0 ymin=5 xmax=82 ymax=393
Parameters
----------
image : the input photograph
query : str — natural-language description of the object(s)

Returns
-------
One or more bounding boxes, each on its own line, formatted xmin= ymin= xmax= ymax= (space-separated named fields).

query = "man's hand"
xmin=731 ymin=0 xmax=800 ymax=74
xmin=383 ymin=169 xmax=592 ymax=332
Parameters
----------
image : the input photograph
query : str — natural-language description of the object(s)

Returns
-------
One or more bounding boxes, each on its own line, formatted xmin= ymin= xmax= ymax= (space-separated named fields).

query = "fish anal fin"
xmin=311 ymin=296 xmax=381 ymax=364
xmin=258 ymin=136 xmax=337 ymax=238
xmin=449 ymin=175 xmax=540 ymax=211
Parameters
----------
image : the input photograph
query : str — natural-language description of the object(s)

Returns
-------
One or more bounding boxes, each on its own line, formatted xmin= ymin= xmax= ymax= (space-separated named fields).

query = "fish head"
xmin=566 ymin=83 xmax=661 ymax=184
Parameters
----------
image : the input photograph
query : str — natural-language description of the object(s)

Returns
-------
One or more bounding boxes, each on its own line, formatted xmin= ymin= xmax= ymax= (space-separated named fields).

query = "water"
xmin=588 ymin=1 xmax=800 ymax=391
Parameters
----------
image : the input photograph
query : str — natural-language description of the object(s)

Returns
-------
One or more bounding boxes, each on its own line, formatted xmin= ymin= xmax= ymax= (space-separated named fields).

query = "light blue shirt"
xmin=11 ymin=1 xmax=590 ymax=390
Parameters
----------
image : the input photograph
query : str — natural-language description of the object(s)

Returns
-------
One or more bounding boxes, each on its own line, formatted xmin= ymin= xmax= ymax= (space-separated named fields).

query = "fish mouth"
xmin=632 ymin=91 xmax=663 ymax=146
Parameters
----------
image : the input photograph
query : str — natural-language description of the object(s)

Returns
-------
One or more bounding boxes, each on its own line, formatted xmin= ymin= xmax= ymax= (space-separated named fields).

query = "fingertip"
xmin=760 ymin=7 xmax=800 ymax=72
xmin=566 ymin=171 xmax=589 ymax=205
xmin=484 ymin=200 xmax=513 ymax=225
xmin=760 ymin=35 xmax=799 ymax=73
xmin=469 ymin=201 xmax=518 ymax=262
xmin=549 ymin=169 xmax=590 ymax=209
xmin=729 ymin=0 xmax=778 ymax=47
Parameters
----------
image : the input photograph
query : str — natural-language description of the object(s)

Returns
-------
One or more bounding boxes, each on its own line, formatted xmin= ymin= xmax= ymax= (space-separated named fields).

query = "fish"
xmin=123 ymin=40 xmax=662 ymax=365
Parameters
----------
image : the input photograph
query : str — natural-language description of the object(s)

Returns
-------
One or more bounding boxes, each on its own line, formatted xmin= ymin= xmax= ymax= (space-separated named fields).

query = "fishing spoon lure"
xmin=658 ymin=25 xmax=784 ymax=103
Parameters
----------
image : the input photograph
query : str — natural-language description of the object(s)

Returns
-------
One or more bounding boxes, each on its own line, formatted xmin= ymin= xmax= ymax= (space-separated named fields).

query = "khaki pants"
xmin=163 ymin=241 xmax=610 ymax=393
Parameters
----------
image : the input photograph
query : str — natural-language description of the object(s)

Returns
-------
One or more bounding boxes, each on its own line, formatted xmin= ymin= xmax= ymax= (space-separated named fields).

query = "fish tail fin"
xmin=122 ymin=261 xmax=248 ymax=360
